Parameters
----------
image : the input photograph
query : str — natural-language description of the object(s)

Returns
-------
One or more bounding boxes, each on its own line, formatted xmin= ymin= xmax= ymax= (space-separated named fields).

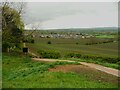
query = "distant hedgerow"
xmin=37 ymin=49 xmax=61 ymax=59
xmin=65 ymin=52 xmax=119 ymax=63
xmin=66 ymin=53 xmax=81 ymax=58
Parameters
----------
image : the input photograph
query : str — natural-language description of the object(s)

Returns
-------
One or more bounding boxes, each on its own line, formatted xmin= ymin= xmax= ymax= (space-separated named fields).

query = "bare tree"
xmin=24 ymin=22 xmax=42 ymax=38
xmin=2 ymin=0 xmax=26 ymax=15
xmin=30 ymin=22 xmax=41 ymax=36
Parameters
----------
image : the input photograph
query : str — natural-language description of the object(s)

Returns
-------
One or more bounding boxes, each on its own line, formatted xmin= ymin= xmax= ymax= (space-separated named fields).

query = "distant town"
xmin=25 ymin=32 xmax=95 ymax=39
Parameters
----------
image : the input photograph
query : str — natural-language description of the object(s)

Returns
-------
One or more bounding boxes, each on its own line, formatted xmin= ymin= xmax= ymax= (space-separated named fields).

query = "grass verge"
xmin=59 ymin=58 xmax=119 ymax=70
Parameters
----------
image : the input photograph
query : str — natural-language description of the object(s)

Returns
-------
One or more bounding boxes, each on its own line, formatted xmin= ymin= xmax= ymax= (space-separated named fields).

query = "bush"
xmin=101 ymin=57 xmax=119 ymax=63
xmin=66 ymin=53 xmax=75 ymax=58
xmin=66 ymin=52 xmax=119 ymax=63
xmin=76 ymin=42 xmax=79 ymax=45
xmin=31 ymin=39 xmax=35 ymax=43
xmin=37 ymin=50 xmax=61 ymax=59
xmin=66 ymin=53 xmax=81 ymax=58
xmin=15 ymin=43 xmax=22 ymax=49
xmin=2 ymin=43 xmax=10 ymax=52
xmin=75 ymin=53 xmax=81 ymax=58
xmin=47 ymin=41 xmax=51 ymax=44
xmin=23 ymin=38 xmax=35 ymax=43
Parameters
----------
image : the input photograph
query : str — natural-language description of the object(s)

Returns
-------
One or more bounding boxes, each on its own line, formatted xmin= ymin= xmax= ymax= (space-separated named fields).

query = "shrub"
xmin=66 ymin=53 xmax=81 ymax=58
xmin=31 ymin=39 xmax=35 ymax=43
xmin=75 ymin=53 xmax=81 ymax=58
xmin=66 ymin=53 xmax=119 ymax=64
xmin=102 ymin=57 xmax=118 ymax=63
xmin=37 ymin=50 xmax=61 ymax=59
xmin=76 ymin=42 xmax=79 ymax=45
xmin=2 ymin=43 xmax=10 ymax=52
xmin=66 ymin=53 xmax=75 ymax=58
xmin=15 ymin=43 xmax=22 ymax=49
xmin=47 ymin=41 xmax=51 ymax=44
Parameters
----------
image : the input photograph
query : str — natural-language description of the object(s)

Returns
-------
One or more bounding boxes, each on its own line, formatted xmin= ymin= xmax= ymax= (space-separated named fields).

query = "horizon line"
xmin=25 ymin=26 xmax=118 ymax=30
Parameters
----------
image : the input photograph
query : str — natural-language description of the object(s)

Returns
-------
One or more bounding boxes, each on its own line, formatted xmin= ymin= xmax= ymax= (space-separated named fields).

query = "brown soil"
xmin=49 ymin=65 xmax=119 ymax=84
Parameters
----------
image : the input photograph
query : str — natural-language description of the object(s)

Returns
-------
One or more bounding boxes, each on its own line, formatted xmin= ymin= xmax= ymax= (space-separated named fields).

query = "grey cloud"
xmin=24 ymin=2 xmax=117 ymax=28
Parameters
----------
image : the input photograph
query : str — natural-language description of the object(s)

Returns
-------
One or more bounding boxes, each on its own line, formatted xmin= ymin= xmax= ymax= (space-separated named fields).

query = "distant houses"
xmin=25 ymin=32 xmax=95 ymax=39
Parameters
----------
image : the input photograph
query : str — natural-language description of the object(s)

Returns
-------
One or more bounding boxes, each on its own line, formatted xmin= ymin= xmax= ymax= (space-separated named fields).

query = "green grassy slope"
xmin=2 ymin=53 xmax=118 ymax=88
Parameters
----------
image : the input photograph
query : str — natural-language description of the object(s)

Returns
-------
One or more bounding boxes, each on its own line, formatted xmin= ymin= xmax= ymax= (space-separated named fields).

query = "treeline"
xmin=85 ymin=39 xmax=115 ymax=45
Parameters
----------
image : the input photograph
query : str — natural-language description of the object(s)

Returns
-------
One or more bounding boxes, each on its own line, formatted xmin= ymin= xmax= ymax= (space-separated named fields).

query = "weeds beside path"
xmin=32 ymin=58 xmax=120 ymax=77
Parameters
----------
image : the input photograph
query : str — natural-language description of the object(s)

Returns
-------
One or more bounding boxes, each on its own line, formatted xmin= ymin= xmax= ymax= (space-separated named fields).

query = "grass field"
xmin=96 ymin=35 xmax=115 ymax=38
xmin=27 ymin=38 xmax=118 ymax=58
xmin=26 ymin=37 xmax=119 ymax=69
xmin=3 ymin=31 xmax=119 ymax=88
xmin=2 ymin=53 xmax=119 ymax=88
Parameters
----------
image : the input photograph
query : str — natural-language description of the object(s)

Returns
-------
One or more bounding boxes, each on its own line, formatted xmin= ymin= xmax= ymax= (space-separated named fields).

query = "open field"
xmin=26 ymin=33 xmax=119 ymax=70
xmin=96 ymin=35 xmax=115 ymax=38
xmin=2 ymin=53 xmax=119 ymax=88
xmin=27 ymin=37 xmax=118 ymax=58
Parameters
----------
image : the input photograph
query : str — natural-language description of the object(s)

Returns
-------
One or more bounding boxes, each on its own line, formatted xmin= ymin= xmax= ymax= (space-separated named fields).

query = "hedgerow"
xmin=66 ymin=52 xmax=119 ymax=63
xmin=37 ymin=49 xmax=61 ymax=59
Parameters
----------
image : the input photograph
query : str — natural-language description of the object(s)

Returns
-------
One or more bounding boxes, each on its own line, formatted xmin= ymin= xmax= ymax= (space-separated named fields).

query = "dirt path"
xmin=32 ymin=58 xmax=120 ymax=77
xmin=80 ymin=62 xmax=119 ymax=77
xmin=32 ymin=58 xmax=75 ymax=63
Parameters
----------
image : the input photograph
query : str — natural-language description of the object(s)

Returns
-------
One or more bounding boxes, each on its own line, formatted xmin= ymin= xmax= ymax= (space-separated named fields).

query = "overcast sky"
xmin=24 ymin=2 xmax=118 ymax=29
